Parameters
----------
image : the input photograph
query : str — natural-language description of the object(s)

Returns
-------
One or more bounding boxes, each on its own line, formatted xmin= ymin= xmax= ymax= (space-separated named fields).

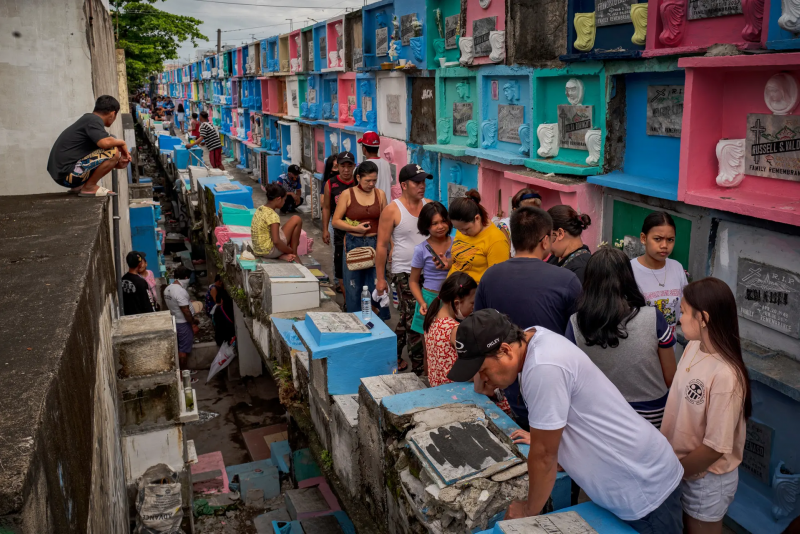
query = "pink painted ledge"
xmin=643 ymin=42 xmax=760 ymax=58
xmin=685 ymin=189 xmax=800 ymax=226
xmin=678 ymin=52 xmax=800 ymax=68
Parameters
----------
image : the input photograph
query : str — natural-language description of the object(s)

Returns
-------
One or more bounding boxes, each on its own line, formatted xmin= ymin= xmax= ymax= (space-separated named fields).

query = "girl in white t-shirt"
xmin=631 ymin=211 xmax=688 ymax=329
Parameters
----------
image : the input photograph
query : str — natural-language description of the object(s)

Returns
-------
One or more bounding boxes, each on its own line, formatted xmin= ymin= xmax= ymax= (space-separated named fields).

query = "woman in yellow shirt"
xmin=250 ymin=183 xmax=304 ymax=261
xmin=447 ymin=190 xmax=510 ymax=282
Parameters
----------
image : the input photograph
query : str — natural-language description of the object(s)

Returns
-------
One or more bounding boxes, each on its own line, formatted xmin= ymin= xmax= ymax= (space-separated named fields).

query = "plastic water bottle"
xmin=391 ymin=283 xmax=399 ymax=309
xmin=361 ymin=286 xmax=371 ymax=321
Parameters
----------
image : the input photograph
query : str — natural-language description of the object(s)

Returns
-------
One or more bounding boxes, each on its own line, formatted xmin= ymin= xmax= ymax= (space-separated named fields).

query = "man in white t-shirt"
xmin=448 ymin=309 xmax=684 ymax=532
xmin=164 ymin=266 xmax=199 ymax=368
xmin=357 ymin=131 xmax=393 ymax=202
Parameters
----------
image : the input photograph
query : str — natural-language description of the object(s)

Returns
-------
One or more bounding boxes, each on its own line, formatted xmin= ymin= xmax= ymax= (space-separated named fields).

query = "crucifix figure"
xmin=750 ymin=118 xmax=766 ymax=165
xmin=649 ymin=88 xmax=666 ymax=104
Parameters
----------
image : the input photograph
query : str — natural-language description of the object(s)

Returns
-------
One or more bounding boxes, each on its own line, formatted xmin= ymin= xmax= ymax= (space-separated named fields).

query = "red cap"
xmin=357 ymin=131 xmax=380 ymax=147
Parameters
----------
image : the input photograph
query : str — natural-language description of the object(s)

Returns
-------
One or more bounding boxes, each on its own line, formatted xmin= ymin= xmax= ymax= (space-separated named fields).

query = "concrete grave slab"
xmin=331 ymin=394 xmax=360 ymax=496
xmin=242 ymin=423 xmax=288 ymax=461
xmin=300 ymin=514 xmax=344 ymax=534
xmin=254 ymin=508 xmax=291 ymax=534
xmin=410 ymin=421 xmax=520 ymax=486
xmin=270 ymin=440 xmax=293 ymax=473
xmin=235 ymin=303 xmax=263 ymax=377
xmin=191 ymin=451 xmax=230 ymax=494
xmin=226 ymin=459 xmax=281 ymax=500
xmin=496 ymin=511 xmax=596 ymax=533
xmin=113 ymin=311 xmax=178 ymax=378
xmin=309 ymin=383 xmax=333 ymax=450
xmin=285 ymin=486 xmax=333 ymax=520
xmin=292 ymin=448 xmax=322 ymax=484
xmin=261 ymin=262 xmax=320 ymax=315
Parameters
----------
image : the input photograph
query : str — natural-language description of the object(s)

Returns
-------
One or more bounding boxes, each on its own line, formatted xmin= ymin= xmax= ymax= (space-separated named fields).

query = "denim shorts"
xmin=681 ymin=469 xmax=738 ymax=522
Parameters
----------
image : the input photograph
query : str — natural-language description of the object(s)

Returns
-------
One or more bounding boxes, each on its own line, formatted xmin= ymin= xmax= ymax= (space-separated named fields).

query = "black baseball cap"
xmin=287 ymin=164 xmax=301 ymax=175
xmin=399 ymin=163 xmax=431 ymax=183
xmin=337 ymin=151 xmax=355 ymax=164
xmin=126 ymin=251 xmax=146 ymax=269
xmin=447 ymin=309 xmax=514 ymax=382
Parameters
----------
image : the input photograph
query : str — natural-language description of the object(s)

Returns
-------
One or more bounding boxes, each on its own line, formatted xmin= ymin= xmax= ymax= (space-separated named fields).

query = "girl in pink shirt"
xmin=661 ymin=278 xmax=752 ymax=533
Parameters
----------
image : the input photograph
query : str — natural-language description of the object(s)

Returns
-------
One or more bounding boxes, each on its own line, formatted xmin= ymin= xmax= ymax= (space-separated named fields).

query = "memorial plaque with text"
xmin=319 ymin=36 xmax=327 ymax=66
xmin=646 ymin=85 xmax=684 ymax=138
xmin=448 ymin=182 xmax=468 ymax=208
xmin=307 ymin=312 xmax=370 ymax=333
xmin=390 ymin=163 xmax=397 ymax=185
xmin=263 ymin=263 xmax=304 ymax=278
xmin=317 ymin=141 xmax=324 ymax=162
xmin=472 ymin=17 xmax=496 ymax=57
xmin=688 ymin=0 xmax=742 ymax=19
xmin=376 ymin=27 xmax=389 ymax=56
xmin=291 ymin=90 xmax=298 ymax=109
xmin=353 ymin=48 xmax=363 ymax=69
xmin=445 ymin=14 xmax=460 ymax=49
xmin=557 ymin=105 xmax=593 ymax=150
xmin=596 ymin=0 xmax=636 ymax=26
xmin=741 ymin=420 xmax=773 ymax=484
xmin=736 ymin=258 xmax=800 ymax=339
xmin=307 ymin=88 xmax=316 ymax=104
xmin=498 ymin=105 xmax=524 ymax=144
xmin=498 ymin=511 xmax=597 ymax=534
xmin=362 ymin=96 xmax=372 ymax=122
xmin=746 ymin=113 xmax=800 ymax=182
xmin=387 ymin=94 xmax=402 ymax=124
xmin=452 ymin=102 xmax=473 ymax=136
xmin=401 ymin=14 xmax=416 ymax=46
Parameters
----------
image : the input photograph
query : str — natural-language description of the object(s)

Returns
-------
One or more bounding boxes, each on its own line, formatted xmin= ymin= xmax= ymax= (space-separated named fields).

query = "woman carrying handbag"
xmin=332 ymin=160 xmax=390 ymax=320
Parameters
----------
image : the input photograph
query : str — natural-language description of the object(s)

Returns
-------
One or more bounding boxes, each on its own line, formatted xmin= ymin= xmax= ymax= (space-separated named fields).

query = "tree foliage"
xmin=113 ymin=0 xmax=208 ymax=89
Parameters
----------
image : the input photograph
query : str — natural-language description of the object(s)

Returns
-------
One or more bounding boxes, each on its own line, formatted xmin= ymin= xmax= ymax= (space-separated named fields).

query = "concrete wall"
xmin=0 ymin=195 xmax=126 ymax=533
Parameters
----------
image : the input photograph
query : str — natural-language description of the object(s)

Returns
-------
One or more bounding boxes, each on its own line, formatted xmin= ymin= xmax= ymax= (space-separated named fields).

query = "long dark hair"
xmin=642 ymin=211 xmax=676 ymax=235
xmin=449 ymin=189 xmax=489 ymax=226
xmin=423 ymin=272 xmax=477 ymax=333
xmin=577 ymin=247 xmax=647 ymax=348
xmin=549 ymin=205 xmax=591 ymax=237
xmin=683 ymin=278 xmax=752 ymax=419
xmin=322 ymin=154 xmax=338 ymax=186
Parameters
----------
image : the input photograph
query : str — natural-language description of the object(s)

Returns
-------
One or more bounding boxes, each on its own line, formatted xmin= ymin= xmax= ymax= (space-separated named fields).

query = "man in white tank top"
xmin=376 ymin=164 xmax=432 ymax=374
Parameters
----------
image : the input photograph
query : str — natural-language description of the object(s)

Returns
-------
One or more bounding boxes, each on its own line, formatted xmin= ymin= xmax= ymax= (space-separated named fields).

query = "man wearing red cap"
xmin=358 ymin=131 xmax=393 ymax=203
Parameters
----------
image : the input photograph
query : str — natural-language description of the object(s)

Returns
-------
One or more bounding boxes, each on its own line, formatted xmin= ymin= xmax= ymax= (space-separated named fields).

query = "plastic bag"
xmin=134 ymin=464 xmax=183 ymax=534
xmin=206 ymin=341 xmax=236 ymax=383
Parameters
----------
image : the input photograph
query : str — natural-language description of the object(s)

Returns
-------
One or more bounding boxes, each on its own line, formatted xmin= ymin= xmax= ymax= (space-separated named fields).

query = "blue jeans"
xmin=624 ymin=484 xmax=683 ymax=534
xmin=343 ymin=234 xmax=390 ymax=321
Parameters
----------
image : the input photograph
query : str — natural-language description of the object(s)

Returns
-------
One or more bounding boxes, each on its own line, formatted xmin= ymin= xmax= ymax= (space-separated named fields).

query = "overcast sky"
xmin=154 ymin=0 xmax=365 ymax=64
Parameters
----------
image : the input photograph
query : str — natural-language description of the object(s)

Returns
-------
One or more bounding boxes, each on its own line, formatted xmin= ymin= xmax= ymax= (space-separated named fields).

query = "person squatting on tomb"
xmin=47 ymin=95 xmax=130 ymax=197
xmin=276 ymin=164 xmax=304 ymax=213
xmin=187 ymin=111 xmax=224 ymax=170
xmin=332 ymin=160 xmax=390 ymax=319
xmin=376 ymin=164 xmax=432 ymax=373
xmin=250 ymin=183 xmax=304 ymax=262
xmin=322 ymin=152 xmax=357 ymax=297
xmin=547 ymin=204 xmax=593 ymax=284
xmin=449 ymin=309 xmax=685 ymax=532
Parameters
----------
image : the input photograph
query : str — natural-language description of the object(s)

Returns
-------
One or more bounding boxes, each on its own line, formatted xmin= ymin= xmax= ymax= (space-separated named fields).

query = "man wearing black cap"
xmin=277 ymin=164 xmax=304 ymax=213
xmin=449 ymin=310 xmax=684 ymax=532
xmin=121 ymin=251 xmax=155 ymax=315
xmin=375 ymin=164 xmax=432 ymax=373
xmin=322 ymin=152 xmax=357 ymax=297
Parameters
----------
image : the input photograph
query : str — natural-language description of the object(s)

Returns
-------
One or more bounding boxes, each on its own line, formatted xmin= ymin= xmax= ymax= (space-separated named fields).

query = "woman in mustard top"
xmin=446 ymin=190 xmax=510 ymax=282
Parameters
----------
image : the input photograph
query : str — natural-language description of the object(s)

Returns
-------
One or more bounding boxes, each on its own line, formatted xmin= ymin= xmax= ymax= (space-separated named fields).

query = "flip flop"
xmin=78 ymin=186 xmax=117 ymax=197
xmin=397 ymin=359 xmax=409 ymax=372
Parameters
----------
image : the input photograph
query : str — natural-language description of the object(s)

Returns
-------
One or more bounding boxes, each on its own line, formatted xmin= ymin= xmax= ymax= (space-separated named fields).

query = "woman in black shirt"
xmin=547 ymin=205 xmax=592 ymax=284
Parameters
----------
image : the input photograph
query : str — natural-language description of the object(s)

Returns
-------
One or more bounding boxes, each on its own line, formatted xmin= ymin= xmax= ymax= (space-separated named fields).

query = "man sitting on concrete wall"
xmin=46 ymin=95 xmax=130 ymax=197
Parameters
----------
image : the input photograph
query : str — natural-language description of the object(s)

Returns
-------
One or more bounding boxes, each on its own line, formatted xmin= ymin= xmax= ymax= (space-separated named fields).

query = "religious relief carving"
xmin=342 ymin=138 xmax=352 ymax=152
xmin=286 ymin=144 xmax=292 ymax=159
xmin=715 ymin=139 xmax=746 ymax=187
xmin=456 ymin=81 xmax=471 ymax=101
xmin=339 ymin=104 xmax=351 ymax=123
xmin=518 ymin=123 xmax=531 ymax=156
xmin=631 ymin=4 xmax=648 ymax=45
xmin=765 ymin=73 xmax=799 ymax=115
xmin=389 ymin=40 xmax=400 ymax=62
xmin=482 ymin=119 xmax=498 ymax=149
xmin=410 ymin=37 xmax=424 ymax=63
xmin=329 ymin=51 xmax=341 ymax=68
xmin=566 ymin=78 xmax=585 ymax=105
xmin=434 ymin=39 xmax=446 ymax=63
xmin=322 ymin=103 xmax=331 ymax=120
xmin=366 ymin=110 xmax=377 ymax=130
xmin=300 ymin=102 xmax=309 ymax=118
xmin=537 ymin=124 xmax=560 ymax=158
xmin=585 ymin=129 xmax=602 ymax=165
xmin=438 ymin=117 xmax=452 ymax=144
xmin=309 ymin=103 xmax=319 ymax=118
xmin=502 ymin=80 xmax=520 ymax=103
xmin=383 ymin=146 xmax=395 ymax=164
xmin=459 ymin=37 xmax=475 ymax=66
xmin=659 ymin=0 xmax=687 ymax=46
xmin=778 ymin=0 xmax=800 ymax=33
xmin=360 ymin=80 xmax=371 ymax=96
xmin=574 ymin=13 xmax=596 ymax=52
xmin=466 ymin=120 xmax=479 ymax=148
xmin=741 ymin=0 xmax=765 ymax=42
xmin=290 ymin=58 xmax=300 ymax=73
xmin=353 ymin=107 xmax=362 ymax=126
xmin=772 ymin=461 xmax=800 ymax=520
xmin=480 ymin=0 xmax=492 ymax=8
xmin=489 ymin=31 xmax=506 ymax=63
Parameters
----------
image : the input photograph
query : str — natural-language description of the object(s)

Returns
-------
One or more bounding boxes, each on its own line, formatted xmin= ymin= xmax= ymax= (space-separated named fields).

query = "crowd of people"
xmin=299 ymin=133 xmax=751 ymax=533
